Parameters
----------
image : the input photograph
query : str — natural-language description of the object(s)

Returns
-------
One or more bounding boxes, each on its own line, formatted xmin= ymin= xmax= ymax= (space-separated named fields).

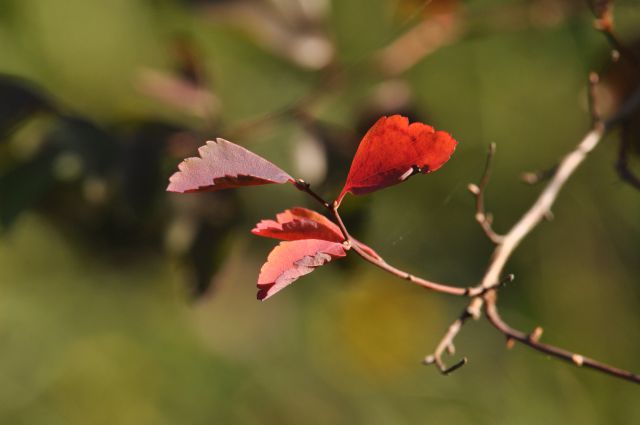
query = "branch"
xmin=587 ymin=0 xmax=640 ymax=190
xmin=468 ymin=143 xmax=504 ymax=244
xmin=454 ymin=77 xmax=640 ymax=382
xmin=295 ymin=75 xmax=640 ymax=383
xmin=519 ymin=72 xmax=601 ymax=187
xmin=423 ymin=308 xmax=472 ymax=374
xmin=484 ymin=291 xmax=640 ymax=384
xmin=587 ymin=71 xmax=602 ymax=127
xmin=466 ymin=124 xmax=605 ymax=318
xmin=589 ymin=0 xmax=640 ymax=70
xmin=616 ymin=133 xmax=640 ymax=190
xmin=294 ymin=179 xmax=474 ymax=297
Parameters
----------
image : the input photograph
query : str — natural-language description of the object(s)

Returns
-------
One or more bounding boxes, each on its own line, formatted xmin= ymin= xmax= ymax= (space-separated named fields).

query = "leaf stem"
xmin=294 ymin=179 xmax=473 ymax=296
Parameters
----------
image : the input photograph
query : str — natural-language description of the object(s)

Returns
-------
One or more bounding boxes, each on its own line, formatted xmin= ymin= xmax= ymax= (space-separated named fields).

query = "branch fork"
xmin=295 ymin=63 xmax=640 ymax=381
xmin=278 ymin=23 xmax=640 ymax=382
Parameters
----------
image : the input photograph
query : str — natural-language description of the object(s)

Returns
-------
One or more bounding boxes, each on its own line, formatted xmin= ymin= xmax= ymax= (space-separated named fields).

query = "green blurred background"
xmin=1 ymin=0 xmax=639 ymax=424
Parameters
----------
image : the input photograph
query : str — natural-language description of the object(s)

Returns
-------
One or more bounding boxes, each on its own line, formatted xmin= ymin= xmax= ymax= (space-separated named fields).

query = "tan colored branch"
xmin=423 ymin=309 xmax=472 ymax=374
xmin=296 ymin=179 xmax=473 ymax=297
xmin=484 ymin=291 xmax=640 ymax=384
xmin=468 ymin=143 xmax=504 ymax=244
xmin=467 ymin=125 xmax=605 ymax=318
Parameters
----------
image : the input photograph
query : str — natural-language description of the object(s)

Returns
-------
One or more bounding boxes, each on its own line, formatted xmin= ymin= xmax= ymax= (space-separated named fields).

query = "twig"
xmin=484 ymin=291 xmax=640 ymax=384
xmin=457 ymin=79 xmax=640 ymax=381
xmin=468 ymin=143 xmax=504 ymax=244
xmin=616 ymin=134 xmax=640 ymax=190
xmin=294 ymin=73 xmax=640 ymax=381
xmin=589 ymin=0 xmax=640 ymax=71
xmin=587 ymin=0 xmax=640 ymax=190
xmin=332 ymin=202 xmax=477 ymax=296
xmin=466 ymin=124 xmax=606 ymax=317
xmin=294 ymin=179 xmax=330 ymax=209
xmin=295 ymin=119 xmax=640 ymax=382
xmin=293 ymin=179 xmax=474 ymax=297
xmin=423 ymin=308 xmax=472 ymax=374
xmin=421 ymin=273 xmax=514 ymax=374
xmin=587 ymin=72 xmax=602 ymax=128
xmin=605 ymin=82 xmax=640 ymax=129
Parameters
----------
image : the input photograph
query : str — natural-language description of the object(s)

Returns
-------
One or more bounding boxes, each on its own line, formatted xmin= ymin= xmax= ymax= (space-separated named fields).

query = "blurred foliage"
xmin=1 ymin=0 xmax=640 ymax=424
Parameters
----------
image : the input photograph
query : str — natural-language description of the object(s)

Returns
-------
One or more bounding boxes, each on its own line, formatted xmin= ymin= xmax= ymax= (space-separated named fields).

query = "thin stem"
xmin=465 ymin=76 xmax=640 ymax=318
xmin=484 ymin=292 xmax=640 ymax=385
xmin=292 ymin=79 xmax=640 ymax=382
xmin=616 ymin=133 xmax=640 ymax=190
xmin=468 ymin=143 xmax=504 ymax=244
xmin=605 ymin=75 xmax=640 ymax=191
xmin=294 ymin=179 xmax=330 ymax=209
xmin=587 ymin=72 xmax=602 ymax=128
xmin=331 ymin=204 xmax=473 ymax=297
xmin=587 ymin=0 xmax=640 ymax=190
xmin=466 ymin=125 xmax=605 ymax=319
xmin=601 ymin=31 xmax=640 ymax=68
xmin=423 ymin=308 xmax=472 ymax=374
xmin=587 ymin=0 xmax=640 ymax=68
xmin=293 ymin=178 xmax=473 ymax=297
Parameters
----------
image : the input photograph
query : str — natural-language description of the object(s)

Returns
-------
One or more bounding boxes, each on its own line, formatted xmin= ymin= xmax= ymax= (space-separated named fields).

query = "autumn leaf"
xmin=253 ymin=207 xmax=383 ymax=261
xmin=257 ymin=239 xmax=347 ymax=300
xmin=167 ymin=138 xmax=293 ymax=193
xmin=338 ymin=115 xmax=457 ymax=203
xmin=252 ymin=207 xmax=344 ymax=242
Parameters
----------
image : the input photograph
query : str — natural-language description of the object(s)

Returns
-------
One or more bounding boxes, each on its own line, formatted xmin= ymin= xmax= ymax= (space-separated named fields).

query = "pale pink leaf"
xmin=167 ymin=138 xmax=293 ymax=193
xmin=257 ymin=239 xmax=347 ymax=300
xmin=252 ymin=207 xmax=344 ymax=242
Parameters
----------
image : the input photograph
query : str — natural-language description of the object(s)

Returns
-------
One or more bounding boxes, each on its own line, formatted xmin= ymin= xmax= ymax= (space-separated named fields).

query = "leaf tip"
xmin=166 ymin=170 xmax=186 ymax=192
xmin=256 ymin=287 xmax=269 ymax=301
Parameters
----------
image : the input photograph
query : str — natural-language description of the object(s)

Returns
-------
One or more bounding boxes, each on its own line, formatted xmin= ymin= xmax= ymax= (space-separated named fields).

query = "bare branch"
xmin=598 ymin=30 xmax=628 ymax=60
xmin=587 ymin=72 xmax=603 ymax=128
xmin=468 ymin=143 xmax=504 ymax=244
xmin=616 ymin=135 xmax=640 ymax=190
xmin=294 ymin=179 xmax=331 ymax=209
xmin=467 ymin=125 xmax=605 ymax=319
xmin=468 ymin=71 xmax=621 ymax=303
xmin=457 ymin=78 xmax=640 ymax=381
xmin=294 ymin=179 xmax=473 ymax=296
xmin=423 ymin=308 xmax=472 ymax=374
xmin=292 ymin=73 xmax=640 ymax=384
xmin=331 ymin=204 xmax=475 ymax=297
xmin=484 ymin=291 xmax=640 ymax=384
xmin=594 ymin=43 xmax=640 ymax=191
xmin=590 ymin=3 xmax=640 ymax=71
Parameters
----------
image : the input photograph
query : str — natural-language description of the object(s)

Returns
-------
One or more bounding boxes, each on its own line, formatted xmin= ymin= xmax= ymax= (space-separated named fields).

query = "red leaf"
xmin=252 ymin=207 xmax=344 ymax=243
xmin=167 ymin=138 xmax=293 ymax=193
xmin=338 ymin=115 xmax=458 ymax=203
xmin=257 ymin=239 xmax=347 ymax=300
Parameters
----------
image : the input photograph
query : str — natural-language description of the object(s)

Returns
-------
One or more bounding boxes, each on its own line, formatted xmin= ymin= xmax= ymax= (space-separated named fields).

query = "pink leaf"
xmin=257 ymin=239 xmax=347 ymax=300
xmin=167 ymin=138 xmax=293 ymax=193
xmin=252 ymin=207 xmax=344 ymax=243
xmin=338 ymin=115 xmax=458 ymax=203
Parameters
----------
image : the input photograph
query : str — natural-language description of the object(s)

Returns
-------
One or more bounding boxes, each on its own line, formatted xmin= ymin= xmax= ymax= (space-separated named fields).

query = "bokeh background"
xmin=1 ymin=0 xmax=640 ymax=424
